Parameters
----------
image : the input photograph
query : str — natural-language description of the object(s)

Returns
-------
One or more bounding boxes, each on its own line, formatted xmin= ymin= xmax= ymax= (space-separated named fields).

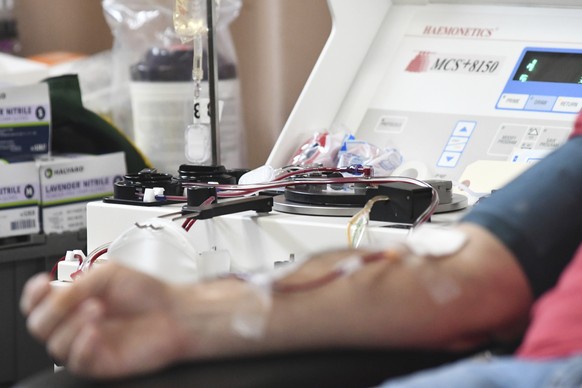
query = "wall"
xmin=15 ymin=0 xmax=113 ymax=56
xmin=13 ymin=0 xmax=331 ymax=168
xmin=230 ymin=0 xmax=332 ymax=167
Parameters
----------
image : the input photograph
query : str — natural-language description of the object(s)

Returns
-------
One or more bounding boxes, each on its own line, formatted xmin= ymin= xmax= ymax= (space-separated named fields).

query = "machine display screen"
xmin=513 ymin=51 xmax=582 ymax=84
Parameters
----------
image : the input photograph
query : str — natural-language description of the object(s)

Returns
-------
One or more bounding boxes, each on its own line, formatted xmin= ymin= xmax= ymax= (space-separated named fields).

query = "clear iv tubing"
xmin=173 ymin=0 xmax=206 ymax=97
xmin=82 ymin=243 xmax=110 ymax=272
xmin=193 ymin=34 xmax=204 ymax=99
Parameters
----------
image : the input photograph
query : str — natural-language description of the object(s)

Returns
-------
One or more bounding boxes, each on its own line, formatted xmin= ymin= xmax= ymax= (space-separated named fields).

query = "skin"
xmin=20 ymin=223 xmax=533 ymax=379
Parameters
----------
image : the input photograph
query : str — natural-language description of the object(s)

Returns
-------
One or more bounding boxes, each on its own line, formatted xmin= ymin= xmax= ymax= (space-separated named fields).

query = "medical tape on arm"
xmin=405 ymin=225 xmax=468 ymax=304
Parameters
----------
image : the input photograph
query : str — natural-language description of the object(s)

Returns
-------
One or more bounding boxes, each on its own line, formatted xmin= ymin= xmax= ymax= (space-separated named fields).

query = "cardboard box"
xmin=0 ymin=82 xmax=51 ymax=159
xmin=38 ymin=152 xmax=126 ymax=234
xmin=0 ymin=161 xmax=41 ymax=239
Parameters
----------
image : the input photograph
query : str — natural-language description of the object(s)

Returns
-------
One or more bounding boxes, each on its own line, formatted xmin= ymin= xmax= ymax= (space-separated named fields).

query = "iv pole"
xmin=206 ymin=0 xmax=221 ymax=166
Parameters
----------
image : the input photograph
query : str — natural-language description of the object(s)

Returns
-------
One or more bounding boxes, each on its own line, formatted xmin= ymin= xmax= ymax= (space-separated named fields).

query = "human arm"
xmin=461 ymin=136 xmax=582 ymax=298
xmin=21 ymin=123 xmax=582 ymax=379
xmin=21 ymin=222 xmax=532 ymax=379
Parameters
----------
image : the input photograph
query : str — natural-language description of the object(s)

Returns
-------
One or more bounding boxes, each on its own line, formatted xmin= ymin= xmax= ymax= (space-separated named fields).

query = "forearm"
xmin=172 ymin=223 xmax=533 ymax=360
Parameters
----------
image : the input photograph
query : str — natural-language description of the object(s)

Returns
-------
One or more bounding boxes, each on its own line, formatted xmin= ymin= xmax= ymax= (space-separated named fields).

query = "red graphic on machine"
xmin=405 ymin=51 xmax=433 ymax=72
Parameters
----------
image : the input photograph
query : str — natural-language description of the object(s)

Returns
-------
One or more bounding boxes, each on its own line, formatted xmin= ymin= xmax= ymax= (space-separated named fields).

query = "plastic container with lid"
xmin=130 ymin=46 xmax=244 ymax=174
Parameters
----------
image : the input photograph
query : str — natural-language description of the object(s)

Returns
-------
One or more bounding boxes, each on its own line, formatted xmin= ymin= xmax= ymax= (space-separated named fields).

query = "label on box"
xmin=0 ymin=207 xmax=40 ymax=238
xmin=42 ymin=202 xmax=87 ymax=235
xmin=0 ymin=161 xmax=41 ymax=238
xmin=0 ymin=83 xmax=51 ymax=159
xmin=39 ymin=152 xmax=126 ymax=234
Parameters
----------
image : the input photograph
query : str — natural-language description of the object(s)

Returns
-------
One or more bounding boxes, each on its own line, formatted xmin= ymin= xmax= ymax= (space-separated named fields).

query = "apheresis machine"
xmin=58 ymin=0 xmax=582 ymax=284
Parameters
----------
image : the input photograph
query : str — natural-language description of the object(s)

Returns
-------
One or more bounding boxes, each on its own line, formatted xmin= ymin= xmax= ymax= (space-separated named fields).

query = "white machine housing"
xmin=86 ymin=0 xmax=582 ymax=278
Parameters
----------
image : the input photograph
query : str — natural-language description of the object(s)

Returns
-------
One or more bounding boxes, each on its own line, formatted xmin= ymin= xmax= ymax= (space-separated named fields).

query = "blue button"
xmin=524 ymin=95 xmax=558 ymax=112
xmin=452 ymin=121 xmax=476 ymax=137
xmin=437 ymin=152 xmax=461 ymax=168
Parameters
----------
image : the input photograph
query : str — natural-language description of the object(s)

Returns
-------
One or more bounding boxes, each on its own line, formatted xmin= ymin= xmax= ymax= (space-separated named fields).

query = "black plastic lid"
xmin=130 ymin=47 xmax=237 ymax=82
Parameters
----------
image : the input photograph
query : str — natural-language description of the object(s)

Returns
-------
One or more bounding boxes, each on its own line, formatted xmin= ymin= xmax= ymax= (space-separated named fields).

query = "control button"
xmin=497 ymin=93 xmax=528 ymax=109
xmin=375 ymin=115 xmax=407 ymax=133
xmin=536 ymin=126 xmax=570 ymax=150
xmin=527 ymin=127 xmax=540 ymax=136
xmin=452 ymin=121 xmax=476 ymax=137
xmin=445 ymin=136 xmax=468 ymax=152
xmin=524 ymin=95 xmax=558 ymax=111
xmin=489 ymin=124 xmax=527 ymax=156
xmin=521 ymin=126 xmax=541 ymax=144
xmin=437 ymin=152 xmax=461 ymax=168
xmin=553 ymin=97 xmax=582 ymax=113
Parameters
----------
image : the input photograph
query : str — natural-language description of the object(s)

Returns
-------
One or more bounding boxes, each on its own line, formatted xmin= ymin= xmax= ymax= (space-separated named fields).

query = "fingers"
xmin=46 ymin=298 xmax=104 ymax=364
xmin=26 ymin=264 xmax=117 ymax=341
xmin=66 ymin=313 xmax=184 ymax=378
xmin=23 ymin=263 xmax=180 ymax=378
xmin=20 ymin=272 xmax=52 ymax=316
xmin=67 ymin=323 xmax=101 ymax=375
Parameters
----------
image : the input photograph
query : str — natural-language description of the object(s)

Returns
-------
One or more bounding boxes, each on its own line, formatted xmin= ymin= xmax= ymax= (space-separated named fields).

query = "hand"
xmin=20 ymin=263 xmax=195 ymax=378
